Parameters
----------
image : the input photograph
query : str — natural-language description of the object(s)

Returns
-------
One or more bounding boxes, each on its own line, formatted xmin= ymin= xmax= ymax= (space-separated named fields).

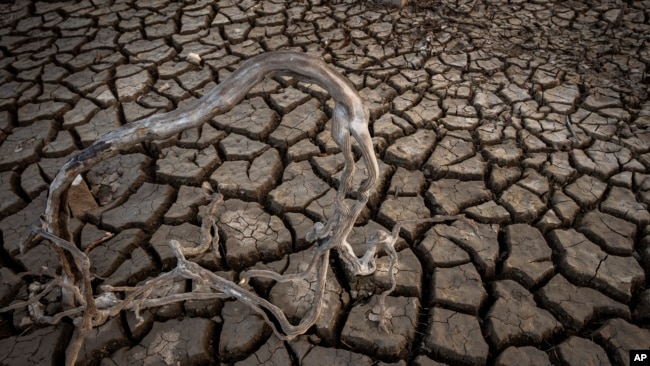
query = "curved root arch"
xmin=45 ymin=51 xmax=378 ymax=239
xmin=28 ymin=52 xmax=382 ymax=363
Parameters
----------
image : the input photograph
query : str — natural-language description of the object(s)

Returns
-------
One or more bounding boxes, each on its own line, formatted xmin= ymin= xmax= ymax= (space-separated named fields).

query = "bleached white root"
xmin=1 ymin=51 xmax=471 ymax=365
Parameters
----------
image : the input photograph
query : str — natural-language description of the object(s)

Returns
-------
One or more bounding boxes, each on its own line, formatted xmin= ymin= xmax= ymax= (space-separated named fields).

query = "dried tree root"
xmin=181 ymin=191 xmax=223 ymax=258
xmin=29 ymin=226 xmax=96 ymax=365
xmin=43 ymin=51 xmax=378 ymax=240
xmin=1 ymin=47 xmax=478 ymax=364
xmin=1 ymin=51 xmax=382 ymax=365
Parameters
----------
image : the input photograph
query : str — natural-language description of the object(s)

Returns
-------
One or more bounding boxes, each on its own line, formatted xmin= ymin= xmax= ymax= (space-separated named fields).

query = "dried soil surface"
xmin=0 ymin=0 xmax=649 ymax=365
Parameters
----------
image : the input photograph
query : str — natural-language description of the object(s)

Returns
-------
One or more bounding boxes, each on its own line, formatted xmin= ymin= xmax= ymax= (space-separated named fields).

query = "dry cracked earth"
xmin=0 ymin=0 xmax=649 ymax=365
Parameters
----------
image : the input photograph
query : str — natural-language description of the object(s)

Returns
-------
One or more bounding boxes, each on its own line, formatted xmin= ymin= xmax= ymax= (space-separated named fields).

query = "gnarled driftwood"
xmin=6 ymin=51 xmax=395 ymax=365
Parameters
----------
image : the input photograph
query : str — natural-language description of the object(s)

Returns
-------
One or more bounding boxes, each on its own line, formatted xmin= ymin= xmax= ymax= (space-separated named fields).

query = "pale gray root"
xmin=181 ymin=190 xmax=223 ymax=258
xmin=6 ymin=200 xmax=328 ymax=365
xmin=43 ymin=51 xmax=378 ymax=240
xmin=28 ymin=226 xmax=97 ymax=366
xmin=7 ymin=51 xmax=382 ymax=365
xmin=349 ymin=215 xmax=470 ymax=331
xmin=7 ymin=49 xmax=474 ymax=363
xmin=95 ymin=239 xmax=330 ymax=340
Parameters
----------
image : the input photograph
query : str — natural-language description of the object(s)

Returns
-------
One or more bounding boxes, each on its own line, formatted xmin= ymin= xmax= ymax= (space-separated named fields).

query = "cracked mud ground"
xmin=0 ymin=0 xmax=649 ymax=365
